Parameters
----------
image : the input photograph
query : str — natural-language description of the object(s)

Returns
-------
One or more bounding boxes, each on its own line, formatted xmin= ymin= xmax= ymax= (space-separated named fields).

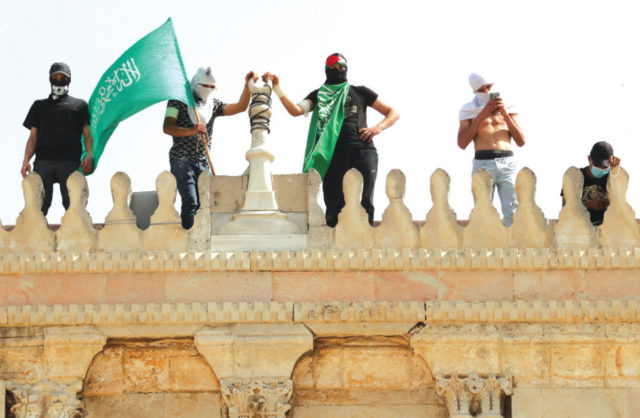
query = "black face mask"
xmin=325 ymin=67 xmax=347 ymax=85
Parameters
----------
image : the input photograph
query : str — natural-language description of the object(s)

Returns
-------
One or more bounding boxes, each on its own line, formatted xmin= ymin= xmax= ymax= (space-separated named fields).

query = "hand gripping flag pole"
xmin=192 ymin=110 xmax=216 ymax=175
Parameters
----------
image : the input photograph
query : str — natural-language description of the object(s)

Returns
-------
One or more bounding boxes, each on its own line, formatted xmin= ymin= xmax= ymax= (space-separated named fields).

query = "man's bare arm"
xmin=261 ymin=72 xmax=312 ymax=117
xmin=502 ymin=112 xmax=525 ymax=147
xmin=21 ymin=127 xmax=38 ymax=177
xmin=223 ymin=71 xmax=258 ymax=116
xmin=163 ymin=117 xmax=205 ymax=137
xmin=359 ymin=99 xmax=399 ymax=142
xmin=80 ymin=124 xmax=95 ymax=174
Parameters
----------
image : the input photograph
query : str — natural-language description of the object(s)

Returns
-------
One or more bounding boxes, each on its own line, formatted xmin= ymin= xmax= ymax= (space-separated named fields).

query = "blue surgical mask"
xmin=590 ymin=166 xmax=610 ymax=178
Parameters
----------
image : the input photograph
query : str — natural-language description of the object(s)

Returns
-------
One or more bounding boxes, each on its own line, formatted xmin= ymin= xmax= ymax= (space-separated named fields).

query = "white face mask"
xmin=193 ymin=84 xmax=214 ymax=101
xmin=51 ymin=85 xmax=69 ymax=99
xmin=475 ymin=92 xmax=490 ymax=104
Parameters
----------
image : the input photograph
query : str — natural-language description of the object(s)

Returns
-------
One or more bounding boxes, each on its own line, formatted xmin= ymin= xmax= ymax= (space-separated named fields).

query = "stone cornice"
xmin=2 ymin=247 xmax=640 ymax=275
xmin=1 ymin=300 xmax=639 ymax=328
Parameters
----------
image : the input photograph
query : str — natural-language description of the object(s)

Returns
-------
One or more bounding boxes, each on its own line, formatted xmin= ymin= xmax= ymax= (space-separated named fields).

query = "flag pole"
xmin=192 ymin=110 xmax=216 ymax=175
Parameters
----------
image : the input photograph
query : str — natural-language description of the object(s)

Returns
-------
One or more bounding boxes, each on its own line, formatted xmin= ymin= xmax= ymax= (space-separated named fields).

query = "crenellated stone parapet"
xmin=1 ymin=165 xmax=639 ymax=254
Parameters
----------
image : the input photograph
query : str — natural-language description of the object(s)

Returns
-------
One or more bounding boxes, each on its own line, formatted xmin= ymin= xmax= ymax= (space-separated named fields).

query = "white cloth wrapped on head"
xmin=189 ymin=67 xmax=217 ymax=124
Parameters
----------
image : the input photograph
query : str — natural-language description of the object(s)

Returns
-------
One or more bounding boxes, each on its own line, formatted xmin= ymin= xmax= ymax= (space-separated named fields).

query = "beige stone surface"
xmin=307 ymin=169 xmax=325 ymax=228
xmin=464 ymin=169 xmax=508 ymax=248
xmin=0 ymin=218 xmax=9 ymax=253
xmin=420 ymin=169 xmax=463 ymax=249
xmin=56 ymin=171 xmax=98 ymax=253
xmin=511 ymin=387 xmax=627 ymax=418
xmin=273 ymin=174 xmax=307 ymax=213
xmin=292 ymin=405 xmax=443 ymax=417
xmin=555 ymin=167 xmax=598 ymax=248
xmin=98 ymin=172 xmax=143 ymax=252
xmin=600 ymin=167 xmax=640 ymax=247
xmin=143 ymin=171 xmax=187 ymax=252
xmin=375 ymin=169 xmax=419 ymax=249
xmin=84 ymin=392 xmax=222 ymax=418
xmin=335 ymin=169 xmax=375 ymax=249
xmin=195 ymin=324 xmax=312 ymax=380
xmin=211 ymin=175 xmax=247 ymax=212
xmin=509 ymin=168 xmax=554 ymax=248
xmin=189 ymin=170 xmax=212 ymax=251
xmin=44 ymin=326 xmax=105 ymax=381
xmin=8 ymin=173 xmax=54 ymax=253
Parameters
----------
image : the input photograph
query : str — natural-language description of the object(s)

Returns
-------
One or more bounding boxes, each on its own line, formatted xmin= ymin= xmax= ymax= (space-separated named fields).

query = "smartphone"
xmin=489 ymin=92 xmax=500 ymax=100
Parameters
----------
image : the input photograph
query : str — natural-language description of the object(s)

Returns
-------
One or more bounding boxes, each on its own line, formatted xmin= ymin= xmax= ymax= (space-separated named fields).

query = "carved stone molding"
xmin=4 ymin=380 xmax=83 ymax=418
xmin=436 ymin=374 xmax=512 ymax=418
xmin=195 ymin=324 xmax=313 ymax=380
xmin=220 ymin=378 xmax=292 ymax=418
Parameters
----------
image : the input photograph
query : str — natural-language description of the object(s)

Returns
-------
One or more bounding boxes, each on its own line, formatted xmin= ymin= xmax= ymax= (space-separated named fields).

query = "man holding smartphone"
xmin=457 ymin=73 xmax=525 ymax=226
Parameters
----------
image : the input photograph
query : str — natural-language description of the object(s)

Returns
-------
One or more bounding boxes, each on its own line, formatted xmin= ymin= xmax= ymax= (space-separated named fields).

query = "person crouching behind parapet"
xmin=561 ymin=141 xmax=621 ymax=226
xmin=457 ymin=73 xmax=526 ymax=226
xmin=163 ymin=67 xmax=257 ymax=229
xmin=262 ymin=53 xmax=399 ymax=227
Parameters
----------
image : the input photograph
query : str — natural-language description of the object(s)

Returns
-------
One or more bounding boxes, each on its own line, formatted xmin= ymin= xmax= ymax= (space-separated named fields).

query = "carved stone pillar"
xmin=4 ymin=380 xmax=83 ymax=418
xmin=221 ymin=378 xmax=292 ymax=418
xmin=195 ymin=324 xmax=313 ymax=418
xmin=436 ymin=374 xmax=512 ymax=418
xmin=436 ymin=375 xmax=473 ymax=418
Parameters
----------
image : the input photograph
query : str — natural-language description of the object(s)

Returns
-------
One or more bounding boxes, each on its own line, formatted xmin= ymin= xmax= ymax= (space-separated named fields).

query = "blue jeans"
xmin=170 ymin=159 xmax=209 ymax=229
xmin=472 ymin=156 xmax=518 ymax=226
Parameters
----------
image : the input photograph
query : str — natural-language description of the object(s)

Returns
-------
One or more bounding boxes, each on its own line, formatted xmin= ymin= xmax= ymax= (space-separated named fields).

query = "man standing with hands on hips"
xmin=263 ymin=53 xmax=399 ymax=227
xmin=457 ymin=73 xmax=525 ymax=226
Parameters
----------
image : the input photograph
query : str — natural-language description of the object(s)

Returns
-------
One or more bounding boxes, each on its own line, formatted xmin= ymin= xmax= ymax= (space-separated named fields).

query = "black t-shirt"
xmin=23 ymin=95 xmax=89 ymax=162
xmin=561 ymin=167 xmax=609 ymax=225
xmin=579 ymin=166 xmax=609 ymax=225
xmin=305 ymin=85 xmax=378 ymax=150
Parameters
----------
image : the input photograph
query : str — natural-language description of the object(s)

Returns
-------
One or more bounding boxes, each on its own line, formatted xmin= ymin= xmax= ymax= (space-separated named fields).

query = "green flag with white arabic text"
xmin=83 ymin=18 xmax=194 ymax=171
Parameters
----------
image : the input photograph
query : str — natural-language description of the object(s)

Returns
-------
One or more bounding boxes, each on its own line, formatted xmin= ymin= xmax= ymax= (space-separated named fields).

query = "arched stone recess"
xmin=290 ymin=336 xmax=447 ymax=417
xmin=83 ymin=338 xmax=221 ymax=418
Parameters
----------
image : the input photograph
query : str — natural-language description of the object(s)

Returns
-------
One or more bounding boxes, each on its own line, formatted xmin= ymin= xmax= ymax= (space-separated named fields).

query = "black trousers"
xmin=322 ymin=147 xmax=378 ymax=227
xmin=33 ymin=160 xmax=79 ymax=215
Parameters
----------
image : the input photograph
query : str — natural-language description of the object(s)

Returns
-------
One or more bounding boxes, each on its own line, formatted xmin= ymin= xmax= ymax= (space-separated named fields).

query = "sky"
xmin=1 ymin=0 xmax=640 ymax=226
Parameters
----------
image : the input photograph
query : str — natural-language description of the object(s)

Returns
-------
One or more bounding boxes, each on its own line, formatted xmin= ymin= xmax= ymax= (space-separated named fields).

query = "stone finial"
xmin=9 ymin=172 xmax=54 ymax=253
xmin=420 ymin=169 xmax=463 ymax=248
xmin=335 ymin=168 xmax=374 ymax=249
xmin=600 ymin=167 xmax=640 ymax=247
xmin=221 ymin=379 xmax=293 ymax=418
xmin=463 ymin=169 xmax=507 ymax=248
xmin=98 ymin=171 xmax=143 ymax=251
xmin=143 ymin=171 xmax=187 ymax=252
xmin=375 ymin=169 xmax=419 ymax=248
xmin=509 ymin=168 xmax=553 ymax=248
xmin=190 ymin=170 xmax=213 ymax=251
xmin=56 ymin=171 xmax=97 ymax=253
xmin=555 ymin=167 xmax=598 ymax=248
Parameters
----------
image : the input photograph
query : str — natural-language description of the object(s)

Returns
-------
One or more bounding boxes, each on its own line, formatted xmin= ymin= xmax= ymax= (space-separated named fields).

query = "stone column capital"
xmin=44 ymin=326 xmax=106 ymax=382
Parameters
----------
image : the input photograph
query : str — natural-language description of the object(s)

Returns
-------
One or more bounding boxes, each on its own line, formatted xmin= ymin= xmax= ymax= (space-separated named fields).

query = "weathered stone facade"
xmin=2 ymin=165 xmax=640 ymax=417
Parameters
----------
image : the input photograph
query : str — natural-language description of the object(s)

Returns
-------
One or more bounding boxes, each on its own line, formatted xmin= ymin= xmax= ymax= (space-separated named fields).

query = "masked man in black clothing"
xmin=21 ymin=62 xmax=94 ymax=215
xmin=562 ymin=141 xmax=621 ymax=226
xmin=263 ymin=53 xmax=399 ymax=227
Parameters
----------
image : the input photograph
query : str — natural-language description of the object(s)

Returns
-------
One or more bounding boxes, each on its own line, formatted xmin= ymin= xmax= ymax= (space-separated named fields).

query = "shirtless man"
xmin=457 ymin=73 xmax=525 ymax=226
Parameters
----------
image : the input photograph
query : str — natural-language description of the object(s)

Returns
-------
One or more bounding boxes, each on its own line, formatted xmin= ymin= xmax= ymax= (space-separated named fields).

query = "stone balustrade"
xmin=0 ymin=165 xmax=637 ymax=254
